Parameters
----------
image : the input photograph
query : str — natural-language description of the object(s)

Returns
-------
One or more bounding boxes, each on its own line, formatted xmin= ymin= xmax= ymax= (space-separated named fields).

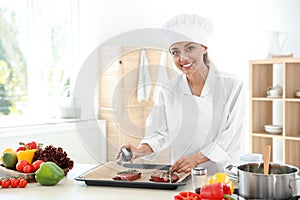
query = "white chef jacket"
xmin=140 ymin=64 xmax=246 ymax=173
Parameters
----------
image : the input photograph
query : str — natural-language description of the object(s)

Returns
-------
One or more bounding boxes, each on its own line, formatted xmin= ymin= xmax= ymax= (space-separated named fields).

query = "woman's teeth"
xmin=182 ymin=62 xmax=193 ymax=68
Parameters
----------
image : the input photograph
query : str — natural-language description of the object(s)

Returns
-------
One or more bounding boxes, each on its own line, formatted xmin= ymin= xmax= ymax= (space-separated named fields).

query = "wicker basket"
xmin=0 ymin=164 xmax=36 ymax=182
xmin=0 ymin=164 xmax=70 ymax=183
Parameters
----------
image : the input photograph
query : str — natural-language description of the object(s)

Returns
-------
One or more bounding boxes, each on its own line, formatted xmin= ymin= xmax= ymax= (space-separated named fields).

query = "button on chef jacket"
xmin=140 ymin=64 xmax=246 ymax=173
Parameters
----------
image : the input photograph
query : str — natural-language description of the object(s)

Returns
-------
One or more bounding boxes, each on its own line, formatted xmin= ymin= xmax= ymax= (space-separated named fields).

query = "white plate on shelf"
xmin=266 ymin=95 xmax=282 ymax=98
xmin=264 ymin=128 xmax=282 ymax=134
xmin=264 ymin=125 xmax=283 ymax=130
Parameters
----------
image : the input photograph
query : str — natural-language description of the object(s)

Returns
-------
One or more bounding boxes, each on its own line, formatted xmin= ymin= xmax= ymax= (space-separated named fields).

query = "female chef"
xmin=117 ymin=13 xmax=246 ymax=174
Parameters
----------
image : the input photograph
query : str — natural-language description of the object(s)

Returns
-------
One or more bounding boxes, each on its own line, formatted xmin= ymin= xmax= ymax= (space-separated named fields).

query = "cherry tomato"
xmin=0 ymin=179 xmax=2 ymax=187
xmin=9 ymin=178 xmax=19 ymax=188
xmin=19 ymin=179 xmax=28 ymax=188
xmin=1 ymin=179 xmax=10 ymax=188
xmin=23 ymin=165 xmax=33 ymax=173
xmin=32 ymin=160 xmax=44 ymax=172
xmin=16 ymin=164 xmax=23 ymax=172
xmin=16 ymin=160 xmax=30 ymax=172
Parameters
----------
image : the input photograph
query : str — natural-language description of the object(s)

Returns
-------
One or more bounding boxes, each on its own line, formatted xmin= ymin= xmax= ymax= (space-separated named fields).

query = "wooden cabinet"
xmin=249 ymin=58 xmax=300 ymax=169
xmin=98 ymin=47 xmax=173 ymax=162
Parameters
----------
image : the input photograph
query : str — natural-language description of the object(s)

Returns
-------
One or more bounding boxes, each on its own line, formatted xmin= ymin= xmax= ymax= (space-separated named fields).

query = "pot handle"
xmin=289 ymin=177 xmax=300 ymax=196
xmin=289 ymin=177 xmax=300 ymax=189
xmin=224 ymin=165 xmax=238 ymax=182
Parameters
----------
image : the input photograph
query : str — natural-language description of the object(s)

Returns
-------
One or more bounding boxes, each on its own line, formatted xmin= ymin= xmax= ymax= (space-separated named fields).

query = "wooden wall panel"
xmin=106 ymin=121 xmax=121 ymax=161
xmin=99 ymin=47 xmax=172 ymax=162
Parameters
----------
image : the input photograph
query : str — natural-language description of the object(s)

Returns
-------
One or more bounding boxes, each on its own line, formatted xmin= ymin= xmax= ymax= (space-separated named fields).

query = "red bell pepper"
xmin=27 ymin=141 xmax=37 ymax=149
xmin=174 ymin=192 xmax=201 ymax=200
xmin=17 ymin=141 xmax=40 ymax=152
xmin=200 ymin=182 xmax=235 ymax=200
xmin=16 ymin=146 xmax=26 ymax=152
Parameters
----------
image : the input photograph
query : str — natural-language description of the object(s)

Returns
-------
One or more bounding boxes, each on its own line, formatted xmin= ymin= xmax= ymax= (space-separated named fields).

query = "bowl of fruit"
xmin=0 ymin=141 xmax=74 ymax=183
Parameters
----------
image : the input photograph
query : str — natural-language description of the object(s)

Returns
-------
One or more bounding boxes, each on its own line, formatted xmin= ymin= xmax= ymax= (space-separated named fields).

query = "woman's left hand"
xmin=170 ymin=154 xmax=199 ymax=173
xmin=170 ymin=153 xmax=209 ymax=173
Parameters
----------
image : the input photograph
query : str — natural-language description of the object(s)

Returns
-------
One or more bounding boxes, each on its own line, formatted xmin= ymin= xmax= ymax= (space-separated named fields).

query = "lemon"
xmin=2 ymin=152 xmax=18 ymax=169
xmin=3 ymin=148 xmax=15 ymax=155
xmin=1 ymin=148 xmax=15 ymax=162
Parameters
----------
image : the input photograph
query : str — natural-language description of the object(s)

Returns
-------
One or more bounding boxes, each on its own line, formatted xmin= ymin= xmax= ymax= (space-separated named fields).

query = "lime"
xmin=2 ymin=152 xmax=18 ymax=169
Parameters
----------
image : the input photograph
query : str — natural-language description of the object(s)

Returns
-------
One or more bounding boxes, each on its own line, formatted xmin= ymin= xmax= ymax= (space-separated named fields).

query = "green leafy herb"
xmin=168 ymin=170 xmax=172 ymax=183
xmin=116 ymin=169 xmax=139 ymax=175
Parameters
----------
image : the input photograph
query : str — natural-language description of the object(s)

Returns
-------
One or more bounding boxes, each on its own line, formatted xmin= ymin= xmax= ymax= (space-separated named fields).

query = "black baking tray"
xmin=74 ymin=163 xmax=190 ymax=190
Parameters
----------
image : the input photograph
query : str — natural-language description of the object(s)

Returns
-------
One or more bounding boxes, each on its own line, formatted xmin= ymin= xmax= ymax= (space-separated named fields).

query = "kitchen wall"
xmin=78 ymin=0 xmax=300 ymax=72
xmin=2 ymin=0 xmax=299 ymax=164
xmin=77 ymin=0 xmax=300 ymax=154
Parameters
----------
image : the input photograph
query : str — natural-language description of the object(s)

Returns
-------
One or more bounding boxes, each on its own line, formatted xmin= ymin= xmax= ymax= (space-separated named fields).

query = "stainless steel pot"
xmin=225 ymin=163 xmax=300 ymax=199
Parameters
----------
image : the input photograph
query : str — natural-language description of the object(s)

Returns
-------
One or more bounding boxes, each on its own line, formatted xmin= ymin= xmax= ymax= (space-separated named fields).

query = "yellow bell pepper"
xmin=16 ymin=149 xmax=37 ymax=164
xmin=207 ymin=173 xmax=234 ymax=194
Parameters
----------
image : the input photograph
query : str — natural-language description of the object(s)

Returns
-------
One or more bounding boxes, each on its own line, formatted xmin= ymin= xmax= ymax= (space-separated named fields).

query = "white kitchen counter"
xmin=1 ymin=164 xmax=299 ymax=200
xmin=0 ymin=164 xmax=192 ymax=200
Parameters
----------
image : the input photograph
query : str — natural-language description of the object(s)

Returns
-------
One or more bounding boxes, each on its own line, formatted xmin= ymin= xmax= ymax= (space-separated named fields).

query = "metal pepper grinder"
xmin=116 ymin=147 xmax=133 ymax=165
xmin=192 ymin=167 xmax=207 ymax=191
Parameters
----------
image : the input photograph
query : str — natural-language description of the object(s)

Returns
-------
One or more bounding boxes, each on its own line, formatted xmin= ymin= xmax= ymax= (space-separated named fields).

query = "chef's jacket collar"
xmin=181 ymin=66 xmax=216 ymax=97
xmin=205 ymin=64 xmax=217 ymax=93
xmin=181 ymin=75 xmax=191 ymax=95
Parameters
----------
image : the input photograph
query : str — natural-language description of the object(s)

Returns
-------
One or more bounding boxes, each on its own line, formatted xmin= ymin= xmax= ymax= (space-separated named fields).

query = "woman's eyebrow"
xmin=184 ymin=42 xmax=195 ymax=47
xmin=169 ymin=47 xmax=179 ymax=51
xmin=170 ymin=42 xmax=195 ymax=51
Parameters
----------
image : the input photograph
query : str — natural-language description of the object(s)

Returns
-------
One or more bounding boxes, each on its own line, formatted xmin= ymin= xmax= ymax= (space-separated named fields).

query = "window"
xmin=0 ymin=0 xmax=78 ymax=126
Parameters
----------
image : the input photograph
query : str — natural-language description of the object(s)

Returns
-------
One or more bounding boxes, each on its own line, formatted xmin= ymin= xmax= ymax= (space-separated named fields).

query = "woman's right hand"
xmin=115 ymin=143 xmax=153 ymax=162
xmin=115 ymin=144 xmax=138 ymax=162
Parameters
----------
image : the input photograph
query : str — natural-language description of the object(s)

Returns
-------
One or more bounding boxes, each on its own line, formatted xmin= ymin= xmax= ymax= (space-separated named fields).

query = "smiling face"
xmin=169 ymin=42 xmax=207 ymax=76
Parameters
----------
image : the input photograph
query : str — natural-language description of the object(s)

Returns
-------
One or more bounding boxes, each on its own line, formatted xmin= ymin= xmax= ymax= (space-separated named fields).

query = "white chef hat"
xmin=163 ymin=13 xmax=214 ymax=48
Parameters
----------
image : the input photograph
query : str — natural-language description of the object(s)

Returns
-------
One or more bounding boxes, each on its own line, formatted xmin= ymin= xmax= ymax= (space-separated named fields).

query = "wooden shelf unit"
xmin=249 ymin=58 xmax=300 ymax=168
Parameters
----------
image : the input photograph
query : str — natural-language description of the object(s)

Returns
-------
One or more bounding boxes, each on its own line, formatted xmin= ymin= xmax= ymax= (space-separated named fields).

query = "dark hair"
xmin=203 ymin=52 xmax=210 ymax=67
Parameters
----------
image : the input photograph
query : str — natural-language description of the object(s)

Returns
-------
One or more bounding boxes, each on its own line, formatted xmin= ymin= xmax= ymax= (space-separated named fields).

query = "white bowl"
xmin=264 ymin=128 xmax=282 ymax=134
xmin=264 ymin=125 xmax=283 ymax=130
